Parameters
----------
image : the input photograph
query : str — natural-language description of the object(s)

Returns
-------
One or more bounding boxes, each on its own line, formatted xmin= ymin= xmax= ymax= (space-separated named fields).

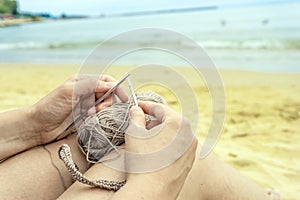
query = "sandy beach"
xmin=0 ymin=18 xmax=39 ymax=27
xmin=0 ymin=63 xmax=299 ymax=199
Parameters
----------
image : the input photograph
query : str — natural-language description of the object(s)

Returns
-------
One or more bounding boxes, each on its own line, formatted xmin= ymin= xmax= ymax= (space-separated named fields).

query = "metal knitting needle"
xmin=93 ymin=73 xmax=131 ymax=110
xmin=127 ymin=77 xmax=138 ymax=106
xmin=63 ymin=73 xmax=131 ymax=134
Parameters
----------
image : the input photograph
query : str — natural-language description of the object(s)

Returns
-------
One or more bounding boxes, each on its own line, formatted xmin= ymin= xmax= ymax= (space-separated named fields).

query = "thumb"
xmin=129 ymin=106 xmax=146 ymax=127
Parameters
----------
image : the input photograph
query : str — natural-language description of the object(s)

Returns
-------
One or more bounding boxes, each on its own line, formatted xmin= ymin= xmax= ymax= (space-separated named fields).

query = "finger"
xmin=96 ymin=103 xmax=104 ymax=112
xmin=100 ymin=75 xmax=128 ymax=102
xmin=67 ymin=74 xmax=98 ymax=82
xmin=75 ymin=74 xmax=116 ymax=83
xmin=95 ymin=81 xmax=116 ymax=93
xmin=74 ymin=78 xmax=97 ymax=98
xmin=80 ymin=95 xmax=96 ymax=116
xmin=74 ymin=75 xmax=115 ymax=94
xmin=146 ymin=119 xmax=161 ymax=129
xmin=100 ymin=74 xmax=117 ymax=82
xmin=71 ymin=75 xmax=128 ymax=103
xmin=96 ymin=81 xmax=128 ymax=103
xmin=95 ymin=94 xmax=115 ymax=112
xmin=115 ymin=85 xmax=129 ymax=102
xmin=95 ymin=92 xmax=105 ymax=100
xmin=129 ymin=106 xmax=146 ymax=128
xmin=139 ymin=101 xmax=167 ymax=123
xmin=87 ymin=107 xmax=96 ymax=116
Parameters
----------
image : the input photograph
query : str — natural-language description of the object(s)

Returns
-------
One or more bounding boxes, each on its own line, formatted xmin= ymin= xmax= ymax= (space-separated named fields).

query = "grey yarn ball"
xmin=77 ymin=91 xmax=166 ymax=162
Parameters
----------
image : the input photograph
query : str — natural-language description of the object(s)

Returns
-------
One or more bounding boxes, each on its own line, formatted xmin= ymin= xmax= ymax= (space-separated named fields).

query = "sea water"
xmin=0 ymin=1 xmax=299 ymax=72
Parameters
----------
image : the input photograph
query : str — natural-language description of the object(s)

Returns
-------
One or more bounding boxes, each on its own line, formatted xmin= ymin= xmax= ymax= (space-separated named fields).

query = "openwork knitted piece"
xmin=58 ymin=144 xmax=126 ymax=191
xmin=58 ymin=91 xmax=166 ymax=190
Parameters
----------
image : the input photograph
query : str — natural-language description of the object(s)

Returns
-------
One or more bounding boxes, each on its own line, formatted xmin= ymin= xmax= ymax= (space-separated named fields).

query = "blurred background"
xmin=0 ymin=0 xmax=299 ymax=72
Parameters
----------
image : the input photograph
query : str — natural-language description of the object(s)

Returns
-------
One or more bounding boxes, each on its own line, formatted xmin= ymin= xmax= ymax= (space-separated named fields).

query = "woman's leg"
xmin=0 ymin=134 xmax=89 ymax=200
xmin=177 ymin=145 xmax=271 ymax=200
xmin=59 ymin=145 xmax=276 ymax=200
xmin=58 ymin=144 xmax=270 ymax=200
xmin=58 ymin=161 xmax=126 ymax=200
xmin=1 ymin=138 xmax=272 ymax=200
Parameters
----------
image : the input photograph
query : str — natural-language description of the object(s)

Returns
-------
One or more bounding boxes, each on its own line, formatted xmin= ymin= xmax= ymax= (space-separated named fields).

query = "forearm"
xmin=0 ymin=106 xmax=40 ymax=161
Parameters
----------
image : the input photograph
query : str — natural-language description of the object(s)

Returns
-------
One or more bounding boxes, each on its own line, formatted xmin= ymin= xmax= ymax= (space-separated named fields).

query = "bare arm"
xmin=0 ymin=107 xmax=39 ymax=161
xmin=0 ymin=75 xmax=128 ymax=161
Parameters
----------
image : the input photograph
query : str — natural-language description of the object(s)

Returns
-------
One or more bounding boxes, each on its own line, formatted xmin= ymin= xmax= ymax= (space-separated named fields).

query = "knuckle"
xmin=101 ymin=74 xmax=115 ymax=81
xmin=69 ymin=75 xmax=77 ymax=80
xmin=66 ymin=75 xmax=77 ymax=82
xmin=60 ymin=82 xmax=74 ymax=97
xmin=97 ymin=80 xmax=105 ymax=86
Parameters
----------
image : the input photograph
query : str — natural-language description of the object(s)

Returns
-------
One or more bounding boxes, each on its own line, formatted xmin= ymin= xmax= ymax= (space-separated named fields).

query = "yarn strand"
xmin=58 ymin=91 xmax=166 ymax=190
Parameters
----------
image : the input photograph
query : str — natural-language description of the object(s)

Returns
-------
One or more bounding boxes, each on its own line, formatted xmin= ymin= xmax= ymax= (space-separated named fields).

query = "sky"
xmin=18 ymin=0 xmax=298 ymax=16
xmin=17 ymin=0 xmax=212 ymax=16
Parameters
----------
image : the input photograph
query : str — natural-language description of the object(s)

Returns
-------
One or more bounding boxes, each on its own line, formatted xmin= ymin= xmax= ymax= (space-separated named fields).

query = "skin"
xmin=0 ymin=74 xmax=128 ymax=161
xmin=0 ymin=134 xmax=88 ymax=200
xmin=111 ymin=103 xmax=198 ymax=200
xmin=0 ymin=74 xmax=128 ymax=199
xmin=0 ymin=75 xmax=278 ymax=200
xmin=59 ymin=99 xmax=198 ymax=200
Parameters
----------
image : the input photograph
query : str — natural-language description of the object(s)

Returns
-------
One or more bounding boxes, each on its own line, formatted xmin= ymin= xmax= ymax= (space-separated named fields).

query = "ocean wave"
xmin=0 ymin=42 xmax=47 ymax=50
xmin=198 ymin=39 xmax=300 ymax=50
xmin=1 ymin=39 xmax=300 ymax=51
xmin=0 ymin=41 xmax=99 ymax=50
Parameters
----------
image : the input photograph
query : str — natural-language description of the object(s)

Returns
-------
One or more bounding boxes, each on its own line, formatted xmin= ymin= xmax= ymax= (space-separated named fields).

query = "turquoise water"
xmin=0 ymin=1 xmax=299 ymax=72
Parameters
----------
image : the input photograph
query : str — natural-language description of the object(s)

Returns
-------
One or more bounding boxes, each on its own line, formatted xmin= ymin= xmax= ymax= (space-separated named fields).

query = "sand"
xmin=0 ymin=18 xmax=38 ymax=27
xmin=0 ymin=63 xmax=299 ymax=199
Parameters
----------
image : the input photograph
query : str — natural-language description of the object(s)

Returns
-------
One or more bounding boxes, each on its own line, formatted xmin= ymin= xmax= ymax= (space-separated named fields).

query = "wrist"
xmin=25 ymin=105 xmax=42 ymax=145
xmin=0 ymin=106 xmax=42 ymax=160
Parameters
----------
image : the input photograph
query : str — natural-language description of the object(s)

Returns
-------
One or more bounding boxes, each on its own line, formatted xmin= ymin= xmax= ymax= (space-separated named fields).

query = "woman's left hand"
xmin=30 ymin=74 xmax=128 ymax=145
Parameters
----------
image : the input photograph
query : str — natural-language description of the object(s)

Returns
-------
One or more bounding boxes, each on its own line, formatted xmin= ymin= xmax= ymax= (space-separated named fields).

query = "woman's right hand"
xmin=120 ymin=101 xmax=198 ymax=200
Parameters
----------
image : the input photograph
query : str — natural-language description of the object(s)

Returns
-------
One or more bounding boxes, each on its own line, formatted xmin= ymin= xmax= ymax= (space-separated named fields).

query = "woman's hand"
xmin=30 ymin=74 xmax=128 ymax=145
xmin=112 ymin=101 xmax=197 ymax=200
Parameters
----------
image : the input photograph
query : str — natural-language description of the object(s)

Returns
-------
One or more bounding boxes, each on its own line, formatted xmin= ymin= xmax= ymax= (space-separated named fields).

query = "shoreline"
xmin=1 ymin=62 xmax=299 ymax=75
xmin=0 ymin=18 xmax=41 ymax=27
xmin=0 ymin=16 xmax=95 ymax=27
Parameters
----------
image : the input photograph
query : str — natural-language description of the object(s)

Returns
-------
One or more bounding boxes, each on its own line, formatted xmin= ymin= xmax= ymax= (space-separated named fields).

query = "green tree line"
xmin=0 ymin=0 xmax=18 ymax=15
